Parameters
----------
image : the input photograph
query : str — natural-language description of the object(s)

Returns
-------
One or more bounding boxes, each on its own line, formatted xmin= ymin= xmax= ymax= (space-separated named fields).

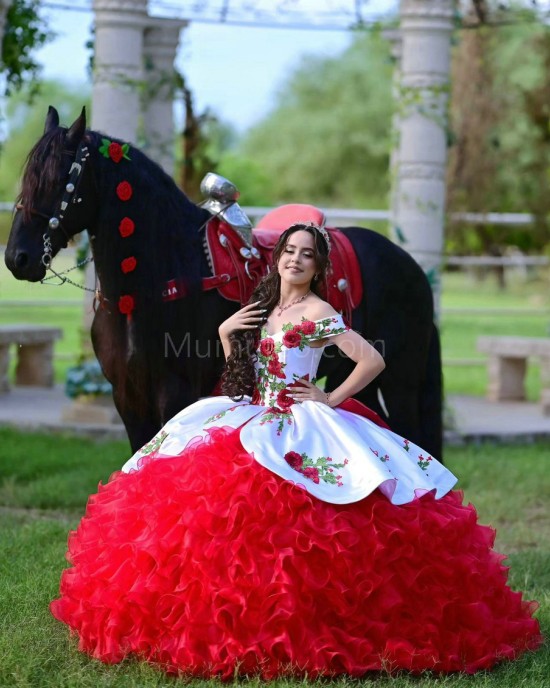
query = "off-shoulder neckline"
xmin=263 ymin=315 xmax=342 ymax=339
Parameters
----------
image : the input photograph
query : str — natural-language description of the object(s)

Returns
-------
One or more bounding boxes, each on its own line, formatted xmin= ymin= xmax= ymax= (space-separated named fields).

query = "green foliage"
xmin=217 ymin=153 xmax=274 ymax=205
xmin=234 ymin=29 xmax=394 ymax=207
xmin=447 ymin=17 xmax=550 ymax=255
xmin=65 ymin=360 xmax=112 ymax=399
xmin=1 ymin=0 xmax=52 ymax=96
xmin=0 ymin=80 xmax=91 ymax=200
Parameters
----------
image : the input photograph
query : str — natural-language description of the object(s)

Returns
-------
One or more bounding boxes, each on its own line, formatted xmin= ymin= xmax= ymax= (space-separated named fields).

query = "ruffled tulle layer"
xmin=51 ymin=428 xmax=542 ymax=678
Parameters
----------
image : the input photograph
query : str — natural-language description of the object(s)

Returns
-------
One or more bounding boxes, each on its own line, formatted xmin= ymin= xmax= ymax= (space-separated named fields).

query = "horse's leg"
xmin=376 ymin=365 xmax=422 ymax=444
xmin=91 ymin=310 xmax=160 ymax=454
xmin=112 ymin=394 xmax=160 ymax=454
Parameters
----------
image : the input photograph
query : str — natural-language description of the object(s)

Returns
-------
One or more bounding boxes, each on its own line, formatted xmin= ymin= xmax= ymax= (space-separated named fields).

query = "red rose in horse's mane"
xmin=119 ymin=217 xmax=135 ymax=238
xmin=116 ymin=181 xmax=133 ymax=202
xmin=118 ymin=294 xmax=135 ymax=316
xmin=121 ymin=257 xmax=137 ymax=274
xmin=109 ymin=142 xmax=124 ymax=163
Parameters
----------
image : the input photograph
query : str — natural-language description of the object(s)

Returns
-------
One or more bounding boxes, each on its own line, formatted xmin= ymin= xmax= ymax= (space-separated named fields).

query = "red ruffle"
xmin=50 ymin=428 xmax=542 ymax=678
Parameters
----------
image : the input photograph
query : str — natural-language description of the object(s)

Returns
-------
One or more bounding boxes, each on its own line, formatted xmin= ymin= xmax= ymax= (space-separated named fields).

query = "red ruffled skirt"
xmin=50 ymin=428 xmax=542 ymax=678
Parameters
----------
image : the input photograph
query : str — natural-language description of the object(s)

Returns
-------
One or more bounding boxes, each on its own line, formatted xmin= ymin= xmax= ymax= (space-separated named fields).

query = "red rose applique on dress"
xmin=283 ymin=450 xmax=347 ymax=486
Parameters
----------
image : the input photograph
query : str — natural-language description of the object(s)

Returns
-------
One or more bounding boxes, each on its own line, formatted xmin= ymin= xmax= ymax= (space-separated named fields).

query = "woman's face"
xmin=277 ymin=230 xmax=318 ymax=288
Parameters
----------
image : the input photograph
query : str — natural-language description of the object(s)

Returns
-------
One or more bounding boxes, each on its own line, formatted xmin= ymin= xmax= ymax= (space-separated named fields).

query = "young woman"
xmin=51 ymin=223 xmax=542 ymax=678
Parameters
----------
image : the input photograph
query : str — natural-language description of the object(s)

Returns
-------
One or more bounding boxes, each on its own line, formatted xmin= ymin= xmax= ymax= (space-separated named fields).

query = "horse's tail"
xmin=419 ymin=321 xmax=444 ymax=460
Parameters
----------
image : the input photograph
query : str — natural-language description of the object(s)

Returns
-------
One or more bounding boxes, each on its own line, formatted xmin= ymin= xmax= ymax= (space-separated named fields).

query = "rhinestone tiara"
xmin=298 ymin=221 xmax=331 ymax=251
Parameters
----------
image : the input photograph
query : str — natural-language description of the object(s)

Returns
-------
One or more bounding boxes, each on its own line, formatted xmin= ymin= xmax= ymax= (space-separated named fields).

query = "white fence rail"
xmin=241 ymin=206 xmax=542 ymax=227
xmin=0 ymin=201 xmax=543 ymax=227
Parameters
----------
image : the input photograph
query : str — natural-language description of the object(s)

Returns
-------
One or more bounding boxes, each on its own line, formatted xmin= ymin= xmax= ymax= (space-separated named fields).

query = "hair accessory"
xmin=300 ymin=221 xmax=331 ymax=252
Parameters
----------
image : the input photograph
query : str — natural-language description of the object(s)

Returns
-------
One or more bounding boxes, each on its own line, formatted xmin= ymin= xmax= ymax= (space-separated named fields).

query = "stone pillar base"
xmin=62 ymin=396 xmax=122 ymax=425
xmin=15 ymin=343 xmax=55 ymax=387
xmin=487 ymin=356 xmax=526 ymax=402
xmin=0 ymin=345 xmax=10 ymax=393
xmin=540 ymin=359 xmax=550 ymax=416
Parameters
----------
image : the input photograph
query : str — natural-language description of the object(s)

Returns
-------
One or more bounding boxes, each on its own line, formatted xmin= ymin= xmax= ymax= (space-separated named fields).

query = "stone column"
xmin=384 ymin=28 xmax=403 ymax=245
xmin=391 ymin=0 xmax=454 ymax=317
xmin=92 ymin=0 xmax=148 ymax=141
xmin=143 ymin=17 xmax=188 ymax=175
xmin=84 ymin=0 xmax=148 ymax=342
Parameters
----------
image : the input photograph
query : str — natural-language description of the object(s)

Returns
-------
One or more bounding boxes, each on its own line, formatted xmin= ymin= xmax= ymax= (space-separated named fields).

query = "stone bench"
xmin=477 ymin=336 xmax=550 ymax=415
xmin=0 ymin=325 xmax=63 ymax=392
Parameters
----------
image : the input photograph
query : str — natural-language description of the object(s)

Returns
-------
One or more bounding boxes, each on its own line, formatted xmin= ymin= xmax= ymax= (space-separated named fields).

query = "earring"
xmin=314 ymin=274 xmax=319 ymax=281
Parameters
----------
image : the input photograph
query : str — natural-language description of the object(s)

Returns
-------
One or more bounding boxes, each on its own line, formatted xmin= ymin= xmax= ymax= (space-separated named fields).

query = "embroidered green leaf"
xmin=139 ymin=430 xmax=168 ymax=455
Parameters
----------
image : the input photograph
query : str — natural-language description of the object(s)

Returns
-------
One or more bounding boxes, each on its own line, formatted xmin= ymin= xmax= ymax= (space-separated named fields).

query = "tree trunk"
xmin=0 ymin=0 xmax=13 ymax=53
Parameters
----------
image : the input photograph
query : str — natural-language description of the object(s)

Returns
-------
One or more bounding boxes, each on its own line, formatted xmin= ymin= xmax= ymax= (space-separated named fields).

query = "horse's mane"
xmin=18 ymin=128 xmax=68 ymax=222
xmin=84 ymin=129 xmax=209 ymax=304
xmin=80 ymin=130 xmax=212 ymax=418
xmin=20 ymin=123 xmax=213 ymax=421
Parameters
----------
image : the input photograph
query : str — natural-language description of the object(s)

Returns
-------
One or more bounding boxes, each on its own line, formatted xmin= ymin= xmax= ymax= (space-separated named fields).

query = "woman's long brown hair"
xmin=221 ymin=224 xmax=331 ymax=400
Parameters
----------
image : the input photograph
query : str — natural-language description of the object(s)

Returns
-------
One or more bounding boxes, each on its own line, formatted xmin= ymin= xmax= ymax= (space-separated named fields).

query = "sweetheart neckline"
xmin=263 ymin=316 xmax=338 ymax=339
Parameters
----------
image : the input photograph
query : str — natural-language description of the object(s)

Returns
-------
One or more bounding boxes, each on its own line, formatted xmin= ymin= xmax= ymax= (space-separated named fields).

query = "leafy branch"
xmin=1 ymin=0 xmax=52 ymax=96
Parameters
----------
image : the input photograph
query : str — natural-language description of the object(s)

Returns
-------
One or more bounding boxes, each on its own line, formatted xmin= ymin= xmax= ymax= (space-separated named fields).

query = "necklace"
xmin=276 ymin=290 xmax=311 ymax=317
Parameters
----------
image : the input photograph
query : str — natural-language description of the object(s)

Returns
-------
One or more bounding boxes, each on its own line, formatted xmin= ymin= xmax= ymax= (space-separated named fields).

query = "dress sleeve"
xmin=308 ymin=315 xmax=350 ymax=341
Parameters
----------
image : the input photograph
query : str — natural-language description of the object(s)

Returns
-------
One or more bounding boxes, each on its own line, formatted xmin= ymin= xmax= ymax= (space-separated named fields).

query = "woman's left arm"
xmin=325 ymin=330 xmax=385 ymax=406
xmin=289 ymin=330 xmax=385 ymax=406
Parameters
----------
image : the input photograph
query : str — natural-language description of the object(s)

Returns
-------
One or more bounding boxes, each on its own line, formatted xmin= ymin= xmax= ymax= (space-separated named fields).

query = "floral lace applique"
xmin=307 ymin=316 xmax=350 ymax=341
xmin=204 ymin=405 xmax=241 ymax=425
xmin=259 ymin=407 xmax=294 ymax=435
xmin=139 ymin=430 xmax=168 ymax=456
xmin=279 ymin=317 xmax=349 ymax=349
xmin=417 ymin=454 xmax=433 ymax=471
xmin=284 ymin=450 xmax=347 ymax=487
xmin=257 ymin=330 xmax=287 ymax=404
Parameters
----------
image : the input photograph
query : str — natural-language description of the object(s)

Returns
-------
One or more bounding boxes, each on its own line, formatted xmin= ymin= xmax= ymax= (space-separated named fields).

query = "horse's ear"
xmin=44 ymin=106 xmax=60 ymax=134
xmin=66 ymin=107 xmax=87 ymax=148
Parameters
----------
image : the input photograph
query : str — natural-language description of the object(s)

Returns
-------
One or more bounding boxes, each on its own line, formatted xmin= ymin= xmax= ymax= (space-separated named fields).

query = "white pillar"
xmin=384 ymin=28 xmax=403 ymax=245
xmin=92 ymin=0 xmax=148 ymax=141
xmin=143 ymin=17 xmax=187 ymax=175
xmin=392 ymin=0 xmax=454 ymax=317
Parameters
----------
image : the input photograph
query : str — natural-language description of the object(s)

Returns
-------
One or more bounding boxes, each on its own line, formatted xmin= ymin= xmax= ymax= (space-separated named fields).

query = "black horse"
xmin=5 ymin=107 xmax=442 ymax=457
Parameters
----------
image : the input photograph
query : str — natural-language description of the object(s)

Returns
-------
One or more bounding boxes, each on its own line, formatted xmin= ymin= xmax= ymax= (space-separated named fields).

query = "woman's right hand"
xmin=218 ymin=301 xmax=266 ymax=340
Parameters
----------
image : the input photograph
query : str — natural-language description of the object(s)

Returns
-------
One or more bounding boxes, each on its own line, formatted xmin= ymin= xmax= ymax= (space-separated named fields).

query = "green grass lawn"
xmin=440 ymin=271 xmax=550 ymax=398
xmin=0 ymin=429 xmax=548 ymax=687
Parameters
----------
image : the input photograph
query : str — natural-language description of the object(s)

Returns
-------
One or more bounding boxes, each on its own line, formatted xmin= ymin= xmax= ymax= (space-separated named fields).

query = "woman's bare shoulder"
xmin=304 ymin=296 xmax=340 ymax=321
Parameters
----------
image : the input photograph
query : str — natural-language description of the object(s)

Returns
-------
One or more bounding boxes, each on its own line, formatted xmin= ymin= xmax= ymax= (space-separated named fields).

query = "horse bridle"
xmin=15 ymin=141 xmax=91 ymax=269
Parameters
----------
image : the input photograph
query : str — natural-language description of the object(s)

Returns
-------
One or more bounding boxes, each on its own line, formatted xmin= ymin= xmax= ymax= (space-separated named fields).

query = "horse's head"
xmin=5 ymin=106 xmax=97 ymax=281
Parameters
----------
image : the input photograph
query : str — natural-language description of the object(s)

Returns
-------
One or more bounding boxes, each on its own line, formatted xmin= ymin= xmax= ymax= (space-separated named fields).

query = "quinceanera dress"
xmin=51 ymin=315 xmax=542 ymax=677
